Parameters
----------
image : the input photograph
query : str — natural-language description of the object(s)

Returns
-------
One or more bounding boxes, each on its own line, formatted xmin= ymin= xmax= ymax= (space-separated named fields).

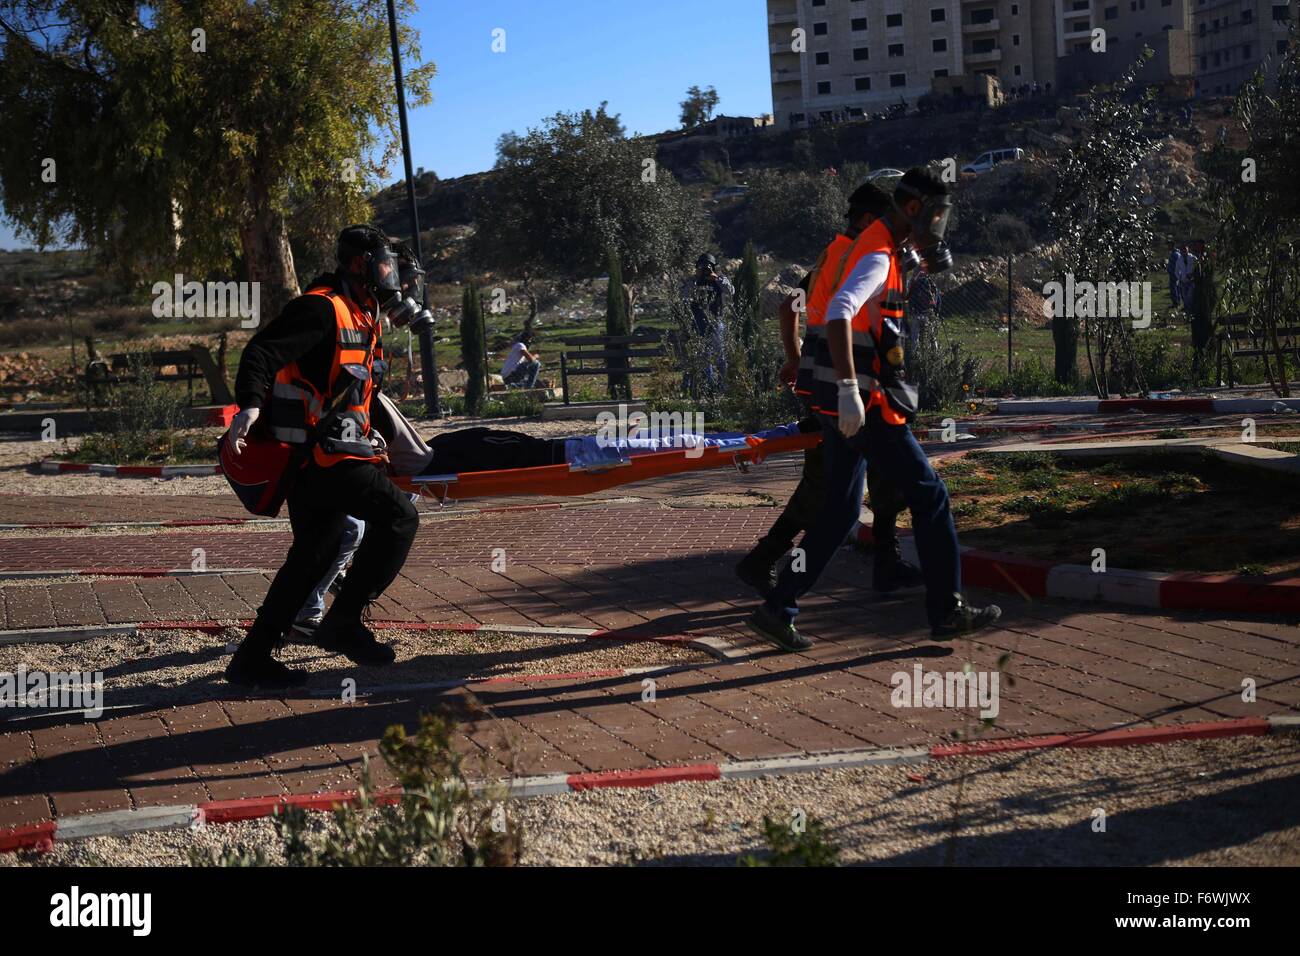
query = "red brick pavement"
xmin=1 ymin=500 xmax=1298 ymax=831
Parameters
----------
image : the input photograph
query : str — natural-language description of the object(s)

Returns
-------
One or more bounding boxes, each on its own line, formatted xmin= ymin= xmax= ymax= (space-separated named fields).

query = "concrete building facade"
xmin=767 ymin=0 xmax=1295 ymax=127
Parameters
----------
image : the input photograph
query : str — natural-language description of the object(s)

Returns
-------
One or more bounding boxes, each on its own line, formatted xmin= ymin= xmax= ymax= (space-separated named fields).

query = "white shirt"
xmin=825 ymin=251 xmax=891 ymax=327
xmin=1176 ymin=253 xmax=1198 ymax=283
xmin=502 ymin=342 xmax=527 ymax=377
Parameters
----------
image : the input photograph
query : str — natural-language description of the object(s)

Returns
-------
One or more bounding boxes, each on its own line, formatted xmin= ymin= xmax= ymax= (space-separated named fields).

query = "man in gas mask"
xmin=748 ymin=169 xmax=999 ymax=652
xmin=223 ymin=224 xmax=420 ymax=687
xmin=736 ymin=181 xmax=921 ymax=597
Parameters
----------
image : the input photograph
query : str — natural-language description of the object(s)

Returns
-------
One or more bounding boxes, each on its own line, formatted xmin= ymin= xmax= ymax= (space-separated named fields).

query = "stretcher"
xmin=392 ymin=422 xmax=821 ymax=503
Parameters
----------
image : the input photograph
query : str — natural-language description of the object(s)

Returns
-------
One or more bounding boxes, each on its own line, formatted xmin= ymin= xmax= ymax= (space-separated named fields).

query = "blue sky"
xmin=0 ymin=0 xmax=772 ymax=250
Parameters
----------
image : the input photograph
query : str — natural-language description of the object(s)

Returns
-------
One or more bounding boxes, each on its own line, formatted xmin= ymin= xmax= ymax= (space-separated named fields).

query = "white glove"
xmin=228 ymin=406 xmax=260 ymax=456
xmin=836 ymin=379 xmax=865 ymax=438
xmin=370 ymin=430 xmax=389 ymax=456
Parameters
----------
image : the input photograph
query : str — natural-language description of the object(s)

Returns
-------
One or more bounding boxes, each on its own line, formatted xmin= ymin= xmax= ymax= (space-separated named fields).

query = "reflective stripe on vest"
xmin=810 ymin=219 xmax=908 ymax=426
xmin=268 ymin=285 xmax=381 ymax=468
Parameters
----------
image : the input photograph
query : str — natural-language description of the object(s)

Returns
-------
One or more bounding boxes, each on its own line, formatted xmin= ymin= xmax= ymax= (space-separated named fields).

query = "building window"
xmin=889 ymin=43 xmax=905 ymax=57
xmin=812 ymin=0 xmax=825 ymax=5
xmin=971 ymin=8 xmax=995 ymax=24
xmin=853 ymin=47 xmax=870 ymax=61
xmin=933 ymin=38 xmax=948 ymax=52
xmin=815 ymin=51 xmax=830 ymax=65
xmin=855 ymin=76 xmax=872 ymax=91
xmin=1014 ymin=64 xmax=1022 ymax=75
xmin=1281 ymin=40 xmax=1291 ymax=54
xmin=1105 ymin=6 xmax=1119 ymax=21
xmin=931 ymin=8 xmax=946 ymax=22
xmin=1241 ymin=7 xmax=1252 ymax=22
xmin=1011 ymin=4 xmax=1020 ymax=14
xmin=1013 ymin=33 xmax=1021 ymax=45
xmin=934 ymin=68 xmax=949 ymax=77
xmin=890 ymin=73 xmax=907 ymax=87
xmin=1274 ymin=6 xmax=1291 ymax=23
xmin=887 ymin=13 xmax=903 ymax=28
xmin=1200 ymin=54 xmax=1208 ymax=69
xmin=852 ymin=17 xmax=867 ymax=30
xmin=814 ymin=22 xmax=828 ymax=35
xmin=817 ymin=81 xmax=831 ymax=95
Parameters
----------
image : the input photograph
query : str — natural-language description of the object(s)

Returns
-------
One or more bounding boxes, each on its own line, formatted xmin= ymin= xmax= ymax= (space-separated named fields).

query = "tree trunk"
xmin=238 ymin=186 xmax=299 ymax=328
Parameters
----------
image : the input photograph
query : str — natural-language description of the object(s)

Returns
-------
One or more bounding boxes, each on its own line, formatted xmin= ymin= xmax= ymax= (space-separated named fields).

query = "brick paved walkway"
xmin=2 ymin=450 xmax=1299 ymax=833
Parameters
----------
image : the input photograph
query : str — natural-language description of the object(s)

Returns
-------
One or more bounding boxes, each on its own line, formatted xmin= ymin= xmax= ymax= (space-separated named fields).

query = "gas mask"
xmin=353 ymin=246 xmax=402 ymax=313
xmin=897 ymin=188 xmax=953 ymax=274
xmin=384 ymin=256 xmax=434 ymax=331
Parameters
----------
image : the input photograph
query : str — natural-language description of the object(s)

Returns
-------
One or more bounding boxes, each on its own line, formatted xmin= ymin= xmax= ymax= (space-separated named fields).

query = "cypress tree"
xmin=605 ymin=247 xmax=630 ymax=400
xmin=461 ymin=282 xmax=486 ymax=415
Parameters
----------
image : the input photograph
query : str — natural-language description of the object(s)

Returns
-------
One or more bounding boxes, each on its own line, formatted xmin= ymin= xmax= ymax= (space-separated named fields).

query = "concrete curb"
xmin=995 ymin=397 xmax=1300 ymax=415
xmin=39 ymin=459 xmax=222 ymax=477
xmin=854 ymin=522 xmax=1300 ymax=616
xmin=0 ymin=567 xmax=264 ymax=582
xmin=2 ymin=715 xmax=1292 ymax=855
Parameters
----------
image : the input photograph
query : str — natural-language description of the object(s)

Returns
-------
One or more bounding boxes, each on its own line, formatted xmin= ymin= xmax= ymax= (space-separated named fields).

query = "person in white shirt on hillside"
xmin=502 ymin=330 xmax=542 ymax=389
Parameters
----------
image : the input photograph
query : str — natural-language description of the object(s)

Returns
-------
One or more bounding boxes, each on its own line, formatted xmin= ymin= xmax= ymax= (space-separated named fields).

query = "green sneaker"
xmin=746 ymin=605 xmax=813 ymax=653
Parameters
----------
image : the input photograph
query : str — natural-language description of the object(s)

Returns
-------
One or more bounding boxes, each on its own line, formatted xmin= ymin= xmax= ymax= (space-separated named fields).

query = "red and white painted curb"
xmin=855 ymin=522 xmax=1300 ymax=616
xmin=995 ymin=397 xmax=1300 ymax=415
xmin=3 ymin=715 xmax=1295 ymax=854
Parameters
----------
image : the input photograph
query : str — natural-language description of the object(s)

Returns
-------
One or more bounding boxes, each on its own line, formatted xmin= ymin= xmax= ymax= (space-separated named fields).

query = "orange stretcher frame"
xmin=392 ymin=430 xmax=822 ymax=502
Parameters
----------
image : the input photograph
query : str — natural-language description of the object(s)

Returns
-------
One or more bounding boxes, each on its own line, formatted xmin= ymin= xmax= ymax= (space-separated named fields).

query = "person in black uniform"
xmin=223 ymin=225 xmax=419 ymax=688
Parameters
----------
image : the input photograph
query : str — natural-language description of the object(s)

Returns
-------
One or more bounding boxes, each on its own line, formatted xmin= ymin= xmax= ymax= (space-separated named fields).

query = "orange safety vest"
xmin=269 ymin=284 xmax=382 ymax=468
xmin=809 ymin=218 xmax=909 ymax=426
xmin=793 ymin=232 xmax=853 ymax=400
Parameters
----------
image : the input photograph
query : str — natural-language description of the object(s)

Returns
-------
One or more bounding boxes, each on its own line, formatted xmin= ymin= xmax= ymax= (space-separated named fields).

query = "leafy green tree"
xmin=469 ymin=102 xmax=707 ymax=285
xmin=1205 ymin=42 xmax=1300 ymax=396
xmin=604 ymin=246 xmax=630 ymax=400
xmin=746 ymin=168 xmax=849 ymax=262
xmin=460 ymin=282 xmax=486 ymax=414
xmin=0 ymin=0 xmax=434 ymax=318
xmin=1046 ymin=51 xmax=1160 ymax=395
xmin=679 ymin=84 xmax=719 ymax=128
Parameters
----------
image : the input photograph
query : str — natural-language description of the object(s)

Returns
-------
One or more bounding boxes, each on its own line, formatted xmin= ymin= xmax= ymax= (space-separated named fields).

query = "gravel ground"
xmin=5 ymin=734 xmax=1296 ymax=867
xmin=0 ymin=626 xmax=709 ymax=712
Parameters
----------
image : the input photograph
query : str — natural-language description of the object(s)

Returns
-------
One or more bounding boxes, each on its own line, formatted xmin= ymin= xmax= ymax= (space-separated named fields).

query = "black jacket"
xmin=234 ymin=272 xmax=390 ymax=438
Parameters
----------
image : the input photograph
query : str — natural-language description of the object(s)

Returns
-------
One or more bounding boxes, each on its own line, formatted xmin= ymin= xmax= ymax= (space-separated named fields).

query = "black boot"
xmin=872 ymin=538 xmax=925 ymax=593
xmin=314 ymin=615 xmax=397 ymax=666
xmin=225 ymin=644 xmax=308 ymax=689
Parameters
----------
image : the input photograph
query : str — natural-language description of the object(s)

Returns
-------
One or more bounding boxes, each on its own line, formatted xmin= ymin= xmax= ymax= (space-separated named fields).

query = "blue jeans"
xmin=505 ymin=359 xmax=541 ymax=389
xmin=765 ymin=410 xmax=962 ymax=627
xmin=296 ymin=514 xmax=365 ymax=623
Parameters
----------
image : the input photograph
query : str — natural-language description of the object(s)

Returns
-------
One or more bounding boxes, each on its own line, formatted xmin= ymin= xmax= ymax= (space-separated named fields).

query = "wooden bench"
xmin=1217 ymin=313 xmax=1300 ymax=388
xmin=558 ymin=329 xmax=668 ymax=405
xmin=85 ymin=344 xmax=233 ymax=405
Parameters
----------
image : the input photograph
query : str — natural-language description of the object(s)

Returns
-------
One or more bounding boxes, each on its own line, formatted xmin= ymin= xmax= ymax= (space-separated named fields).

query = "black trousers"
xmin=427 ymin=428 xmax=566 ymax=474
xmin=746 ymin=423 xmax=906 ymax=566
xmin=241 ymin=458 xmax=419 ymax=656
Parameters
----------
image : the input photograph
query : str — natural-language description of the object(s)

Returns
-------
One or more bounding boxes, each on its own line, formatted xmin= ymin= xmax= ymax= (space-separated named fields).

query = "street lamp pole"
xmin=386 ymin=0 xmax=440 ymax=417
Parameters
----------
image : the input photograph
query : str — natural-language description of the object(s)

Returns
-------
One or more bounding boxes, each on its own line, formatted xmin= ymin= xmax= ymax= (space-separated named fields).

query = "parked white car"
xmin=866 ymin=167 xmax=905 ymax=181
xmin=961 ymin=147 xmax=1025 ymax=175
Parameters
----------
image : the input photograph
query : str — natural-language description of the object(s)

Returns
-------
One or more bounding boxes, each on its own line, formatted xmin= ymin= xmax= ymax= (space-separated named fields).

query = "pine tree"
xmin=605 ymin=247 xmax=631 ymax=400
xmin=461 ymin=283 xmax=486 ymax=415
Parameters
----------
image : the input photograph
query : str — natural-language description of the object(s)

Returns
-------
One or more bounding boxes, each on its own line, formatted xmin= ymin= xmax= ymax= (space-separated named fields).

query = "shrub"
xmin=193 ymin=711 xmax=522 ymax=867
xmin=80 ymin=355 xmax=189 ymax=462
xmin=738 ymin=812 xmax=840 ymax=867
